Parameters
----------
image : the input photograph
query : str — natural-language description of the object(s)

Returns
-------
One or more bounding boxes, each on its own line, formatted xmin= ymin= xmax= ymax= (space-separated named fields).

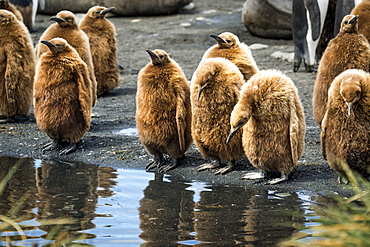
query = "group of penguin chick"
xmin=137 ymin=13 xmax=370 ymax=185
xmin=0 ymin=1 xmax=119 ymax=154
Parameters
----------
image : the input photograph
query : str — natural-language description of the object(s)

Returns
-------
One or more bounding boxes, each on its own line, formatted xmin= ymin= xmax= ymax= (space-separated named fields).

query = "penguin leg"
xmin=146 ymin=153 xmax=164 ymax=171
xmin=0 ymin=116 xmax=15 ymax=123
xmin=337 ymin=172 xmax=349 ymax=185
xmin=59 ymin=142 xmax=78 ymax=155
xmin=267 ymin=172 xmax=289 ymax=185
xmin=198 ymin=158 xmax=221 ymax=172
xmin=214 ymin=160 xmax=235 ymax=175
xmin=157 ymin=156 xmax=184 ymax=173
xmin=42 ymin=140 xmax=62 ymax=153
xmin=242 ymin=169 xmax=266 ymax=180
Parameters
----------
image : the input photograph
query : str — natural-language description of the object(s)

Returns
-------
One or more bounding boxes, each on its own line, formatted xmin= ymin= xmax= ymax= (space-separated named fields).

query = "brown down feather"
xmin=312 ymin=14 xmax=370 ymax=127
xmin=34 ymin=38 xmax=92 ymax=144
xmin=0 ymin=10 xmax=35 ymax=118
xmin=229 ymin=69 xmax=306 ymax=175
xmin=79 ymin=6 xmax=120 ymax=96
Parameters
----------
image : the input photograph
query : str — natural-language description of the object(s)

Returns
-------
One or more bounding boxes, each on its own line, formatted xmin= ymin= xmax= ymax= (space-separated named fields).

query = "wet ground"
xmin=0 ymin=0 xmax=356 ymax=209
xmin=0 ymin=156 xmax=326 ymax=246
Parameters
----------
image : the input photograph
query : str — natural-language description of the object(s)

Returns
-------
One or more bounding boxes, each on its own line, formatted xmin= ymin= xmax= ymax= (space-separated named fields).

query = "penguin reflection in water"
xmin=136 ymin=49 xmax=192 ymax=172
xmin=227 ymin=70 xmax=305 ymax=184
xmin=321 ymin=69 xmax=370 ymax=183
xmin=34 ymin=38 xmax=93 ymax=155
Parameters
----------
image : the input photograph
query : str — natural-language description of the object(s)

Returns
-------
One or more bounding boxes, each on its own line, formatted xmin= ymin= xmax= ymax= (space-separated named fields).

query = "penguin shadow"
xmin=97 ymin=86 xmax=136 ymax=98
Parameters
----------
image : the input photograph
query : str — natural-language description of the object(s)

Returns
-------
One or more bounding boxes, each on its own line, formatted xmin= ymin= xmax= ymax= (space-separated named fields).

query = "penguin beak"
xmin=102 ymin=7 xmax=116 ymax=15
xmin=49 ymin=16 xmax=65 ymax=22
xmin=210 ymin=34 xmax=226 ymax=44
xmin=41 ymin=40 xmax=57 ymax=53
xmin=346 ymin=102 xmax=353 ymax=117
xmin=146 ymin=49 xmax=161 ymax=65
xmin=226 ymin=126 xmax=242 ymax=144
xmin=349 ymin=15 xmax=358 ymax=24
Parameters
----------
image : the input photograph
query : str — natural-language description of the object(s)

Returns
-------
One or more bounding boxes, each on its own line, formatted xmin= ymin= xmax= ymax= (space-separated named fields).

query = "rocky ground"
xmin=0 ymin=0 xmax=356 ymax=195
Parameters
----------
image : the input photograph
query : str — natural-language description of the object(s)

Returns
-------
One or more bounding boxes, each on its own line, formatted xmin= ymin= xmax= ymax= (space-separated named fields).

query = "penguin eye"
xmin=344 ymin=21 xmax=348 ymax=24
xmin=95 ymin=11 xmax=101 ymax=14
xmin=158 ymin=55 xmax=164 ymax=59
xmin=55 ymin=44 xmax=62 ymax=47
xmin=206 ymin=78 xmax=210 ymax=83
xmin=226 ymin=40 xmax=232 ymax=43
xmin=65 ymin=17 xmax=72 ymax=22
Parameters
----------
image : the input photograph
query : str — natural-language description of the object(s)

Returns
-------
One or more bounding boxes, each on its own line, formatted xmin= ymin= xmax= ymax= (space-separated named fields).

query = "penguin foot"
xmin=146 ymin=155 xmax=164 ymax=171
xmin=242 ymin=170 xmax=266 ymax=180
xmin=157 ymin=157 xmax=182 ymax=173
xmin=59 ymin=143 xmax=77 ymax=155
xmin=0 ymin=116 xmax=15 ymax=123
xmin=214 ymin=161 xmax=235 ymax=175
xmin=305 ymin=64 xmax=318 ymax=73
xmin=293 ymin=62 xmax=300 ymax=72
xmin=266 ymin=172 xmax=289 ymax=185
xmin=337 ymin=172 xmax=349 ymax=184
xmin=42 ymin=140 xmax=62 ymax=153
xmin=198 ymin=159 xmax=221 ymax=172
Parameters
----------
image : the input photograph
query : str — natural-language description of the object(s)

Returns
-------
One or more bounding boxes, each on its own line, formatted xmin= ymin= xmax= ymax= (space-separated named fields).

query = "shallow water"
xmin=0 ymin=156 xmax=323 ymax=246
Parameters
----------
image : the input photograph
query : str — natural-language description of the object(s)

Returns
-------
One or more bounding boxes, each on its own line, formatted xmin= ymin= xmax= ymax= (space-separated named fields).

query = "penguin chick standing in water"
xmin=36 ymin=10 xmax=97 ymax=106
xmin=0 ymin=10 xmax=35 ymax=123
xmin=201 ymin=32 xmax=259 ymax=82
xmin=34 ymin=38 xmax=93 ymax=155
xmin=0 ymin=0 xmax=23 ymax=22
xmin=136 ymin=49 xmax=192 ymax=172
xmin=321 ymin=69 xmax=370 ymax=184
xmin=313 ymin=14 xmax=370 ymax=127
xmin=191 ymin=57 xmax=245 ymax=175
xmin=79 ymin=6 xmax=119 ymax=96
xmin=227 ymin=70 xmax=305 ymax=184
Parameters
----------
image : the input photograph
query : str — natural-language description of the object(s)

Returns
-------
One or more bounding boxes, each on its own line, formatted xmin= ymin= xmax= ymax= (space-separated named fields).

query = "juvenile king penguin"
xmin=321 ymin=69 xmax=370 ymax=183
xmin=0 ymin=0 xmax=23 ymax=22
xmin=136 ymin=49 xmax=192 ymax=172
xmin=191 ymin=57 xmax=245 ymax=175
xmin=36 ymin=10 xmax=97 ymax=105
xmin=0 ymin=10 xmax=35 ymax=123
xmin=227 ymin=70 xmax=306 ymax=184
xmin=34 ymin=38 xmax=93 ymax=155
xmin=313 ymin=14 xmax=370 ymax=126
xmin=201 ymin=32 xmax=259 ymax=82
xmin=351 ymin=0 xmax=370 ymax=41
xmin=79 ymin=6 xmax=119 ymax=96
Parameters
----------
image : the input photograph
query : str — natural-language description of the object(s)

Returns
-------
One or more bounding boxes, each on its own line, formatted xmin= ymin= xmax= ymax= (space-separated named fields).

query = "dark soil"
xmin=0 ymin=0 xmax=356 ymax=196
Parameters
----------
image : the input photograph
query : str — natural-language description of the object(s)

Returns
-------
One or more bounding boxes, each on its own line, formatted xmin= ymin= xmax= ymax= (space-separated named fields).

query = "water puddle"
xmin=115 ymin=127 xmax=138 ymax=136
xmin=0 ymin=156 xmax=324 ymax=246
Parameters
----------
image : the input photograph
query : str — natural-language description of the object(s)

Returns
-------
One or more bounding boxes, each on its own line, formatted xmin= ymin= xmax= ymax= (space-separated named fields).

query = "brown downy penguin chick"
xmin=0 ymin=10 xmax=35 ymax=123
xmin=201 ymin=32 xmax=259 ymax=82
xmin=34 ymin=38 xmax=93 ymax=155
xmin=351 ymin=0 xmax=370 ymax=42
xmin=312 ymin=14 xmax=370 ymax=127
xmin=79 ymin=6 xmax=119 ymax=97
xmin=36 ymin=10 xmax=97 ymax=106
xmin=321 ymin=69 xmax=370 ymax=184
xmin=227 ymin=70 xmax=306 ymax=184
xmin=136 ymin=49 xmax=192 ymax=172
xmin=0 ymin=0 xmax=23 ymax=22
xmin=191 ymin=57 xmax=245 ymax=175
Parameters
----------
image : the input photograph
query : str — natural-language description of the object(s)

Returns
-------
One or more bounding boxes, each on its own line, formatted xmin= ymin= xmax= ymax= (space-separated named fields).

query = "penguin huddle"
xmin=0 ymin=5 xmax=120 ymax=155
xmin=137 ymin=31 xmax=307 ymax=184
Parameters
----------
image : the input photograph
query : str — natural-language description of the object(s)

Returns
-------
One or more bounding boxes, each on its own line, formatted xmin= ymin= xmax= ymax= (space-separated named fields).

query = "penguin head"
xmin=146 ymin=49 xmax=170 ymax=66
xmin=41 ymin=38 xmax=71 ymax=55
xmin=0 ymin=9 xmax=16 ymax=25
xmin=50 ymin=11 xmax=77 ymax=27
xmin=340 ymin=15 xmax=359 ymax=33
xmin=339 ymin=70 xmax=363 ymax=117
xmin=210 ymin=32 xmax=240 ymax=49
xmin=0 ymin=0 xmax=9 ymax=9
xmin=87 ymin=6 xmax=116 ymax=19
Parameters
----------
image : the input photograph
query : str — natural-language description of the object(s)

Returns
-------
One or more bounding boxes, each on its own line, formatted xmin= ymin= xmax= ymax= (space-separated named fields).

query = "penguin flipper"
xmin=289 ymin=97 xmax=299 ymax=165
xmin=320 ymin=111 xmax=328 ymax=160
xmin=175 ymin=88 xmax=188 ymax=152
xmin=76 ymin=63 xmax=93 ymax=124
